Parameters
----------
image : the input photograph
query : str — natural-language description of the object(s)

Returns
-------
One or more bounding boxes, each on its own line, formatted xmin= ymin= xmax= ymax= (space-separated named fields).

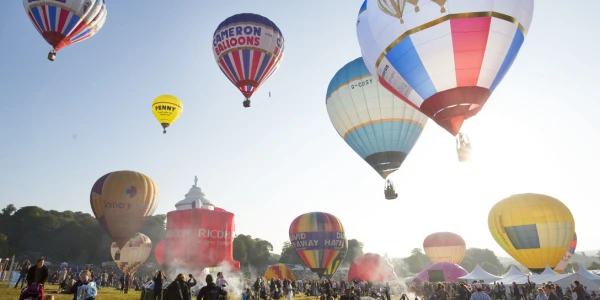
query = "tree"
xmin=481 ymin=262 xmax=500 ymax=275
xmin=404 ymin=248 xmax=431 ymax=273
xmin=588 ymin=261 xmax=600 ymax=270
xmin=342 ymin=239 xmax=364 ymax=266
xmin=279 ymin=242 xmax=304 ymax=265
xmin=233 ymin=234 xmax=273 ymax=268
xmin=1 ymin=204 xmax=16 ymax=217
xmin=233 ymin=236 xmax=248 ymax=266
xmin=460 ymin=248 xmax=503 ymax=273
xmin=0 ymin=234 xmax=10 ymax=258
xmin=597 ymin=251 xmax=600 ymax=261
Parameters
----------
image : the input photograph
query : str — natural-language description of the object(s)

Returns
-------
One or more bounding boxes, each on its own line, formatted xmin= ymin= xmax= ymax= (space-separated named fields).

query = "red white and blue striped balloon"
xmin=23 ymin=0 xmax=107 ymax=53
xmin=357 ymin=0 xmax=534 ymax=136
xmin=212 ymin=13 xmax=285 ymax=102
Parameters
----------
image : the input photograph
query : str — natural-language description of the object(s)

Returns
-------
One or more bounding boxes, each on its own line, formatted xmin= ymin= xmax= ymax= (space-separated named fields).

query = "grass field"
xmin=0 ymin=283 xmax=140 ymax=300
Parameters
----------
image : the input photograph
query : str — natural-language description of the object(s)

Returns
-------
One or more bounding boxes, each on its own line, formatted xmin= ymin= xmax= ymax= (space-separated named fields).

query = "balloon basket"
xmin=243 ymin=99 xmax=251 ymax=108
xmin=48 ymin=51 xmax=56 ymax=61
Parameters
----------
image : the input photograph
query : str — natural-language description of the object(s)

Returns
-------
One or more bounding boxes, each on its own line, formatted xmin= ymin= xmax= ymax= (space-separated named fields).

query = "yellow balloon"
xmin=152 ymin=95 xmax=183 ymax=134
xmin=488 ymin=193 xmax=575 ymax=273
xmin=111 ymin=232 xmax=152 ymax=275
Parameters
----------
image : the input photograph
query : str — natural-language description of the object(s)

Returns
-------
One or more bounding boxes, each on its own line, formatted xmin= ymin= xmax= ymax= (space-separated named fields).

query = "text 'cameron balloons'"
xmin=554 ymin=232 xmax=577 ymax=274
xmin=263 ymin=264 xmax=296 ymax=281
xmin=357 ymin=0 xmax=534 ymax=154
xmin=213 ymin=13 xmax=285 ymax=108
xmin=110 ymin=233 xmax=152 ymax=275
xmin=152 ymin=95 xmax=183 ymax=134
xmin=90 ymin=170 xmax=159 ymax=249
xmin=326 ymin=57 xmax=427 ymax=200
xmin=348 ymin=253 xmax=396 ymax=282
xmin=165 ymin=208 xmax=240 ymax=271
xmin=289 ymin=212 xmax=346 ymax=278
xmin=154 ymin=240 xmax=165 ymax=265
xmin=488 ymin=193 xmax=575 ymax=273
xmin=23 ymin=0 xmax=107 ymax=61
xmin=423 ymin=232 xmax=466 ymax=264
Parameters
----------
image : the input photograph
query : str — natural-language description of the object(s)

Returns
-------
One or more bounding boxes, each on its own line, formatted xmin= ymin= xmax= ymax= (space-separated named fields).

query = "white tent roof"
xmin=503 ymin=265 xmax=525 ymax=277
xmin=577 ymin=266 xmax=600 ymax=283
xmin=458 ymin=264 xmax=502 ymax=283
xmin=541 ymin=266 xmax=557 ymax=275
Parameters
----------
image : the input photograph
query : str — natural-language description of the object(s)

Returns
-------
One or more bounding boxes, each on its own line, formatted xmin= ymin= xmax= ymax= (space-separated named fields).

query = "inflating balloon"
xmin=423 ymin=232 xmax=466 ymax=264
xmin=22 ymin=0 xmax=107 ymax=61
xmin=488 ymin=193 xmax=575 ymax=273
xmin=264 ymin=264 xmax=296 ymax=280
xmin=554 ymin=232 xmax=577 ymax=274
xmin=348 ymin=253 xmax=396 ymax=282
xmin=326 ymin=57 xmax=427 ymax=200
xmin=152 ymin=95 xmax=183 ymax=134
xmin=110 ymin=232 xmax=152 ymax=275
xmin=357 ymin=0 xmax=534 ymax=161
xmin=154 ymin=240 xmax=165 ymax=265
xmin=289 ymin=212 xmax=346 ymax=278
xmin=213 ymin=13 xmax=285 ymax=108
xmin=90 ymin=170 xmax=159 ymax=249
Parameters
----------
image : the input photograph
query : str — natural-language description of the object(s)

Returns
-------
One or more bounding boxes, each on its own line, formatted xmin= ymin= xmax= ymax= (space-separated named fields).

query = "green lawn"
xmin=0 ymin=283 xmax=140 ymax=300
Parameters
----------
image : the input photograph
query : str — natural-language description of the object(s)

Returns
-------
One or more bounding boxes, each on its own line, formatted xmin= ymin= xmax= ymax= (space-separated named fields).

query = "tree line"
xmin=1 ymin=204 xmax=598 ymax=273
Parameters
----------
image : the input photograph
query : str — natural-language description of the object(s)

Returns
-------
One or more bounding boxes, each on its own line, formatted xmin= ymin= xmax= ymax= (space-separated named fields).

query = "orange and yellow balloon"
xmin=111 ymin=232 xmax=152 ymax=275
xmin=263 ymin=264 xmax=296 ymax=280
xmin=152 ymin=95 xmax=183 ymax=134
xmin=423 ymin=232 xmax=466 ymax=264
xmin=488 ymin=193 xmax=575 ymax=273
xmin=90 ymin=170 xmax=159 ymax=249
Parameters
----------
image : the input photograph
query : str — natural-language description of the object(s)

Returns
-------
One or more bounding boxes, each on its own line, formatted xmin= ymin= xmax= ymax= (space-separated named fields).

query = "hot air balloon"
xmin=152 ymin=95 xmax=183 ymax=134
xmin=154 ymin=240 xmax=165 ymax=266
xmin=488 ymin=193 xmax=575 ymax=273
xmin=263 ymin=264 xmax=296 ymax=281
xmin=423 ymin=232 xmax=466 ymax=264
xmin=357 ymin=0 xmax=534 ymax=161
xmin=323 ymin=238 xmax=348 ymax=279
xmin=348 ymin=253 xmax=396 ymax=282
xmin=90 ymin=170 xmax=159 ymax=249
xmin=22 ymin=0 xmax=107 ymax=61
xmin=326 ymin=57 xmax=427 ymax=200
xmin=213 ymin=13 xmax=285 ymax=108
xmin=110 ymin=232 xmax=152 ymax=275
xmin=554 ymin=232 xmax=577 ymax=274
xmin=289 ymin=212 xmax=346 ymax=278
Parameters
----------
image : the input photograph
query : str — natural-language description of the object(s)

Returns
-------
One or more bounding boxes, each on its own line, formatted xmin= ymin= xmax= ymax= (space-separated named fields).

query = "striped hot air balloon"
xmin=110 ymin=232 xmax=152 ymax=275
xmin=423 ymin=232 xmax=466 ymax=264
xmin=263 ymin=264 xmax=296 ymax=281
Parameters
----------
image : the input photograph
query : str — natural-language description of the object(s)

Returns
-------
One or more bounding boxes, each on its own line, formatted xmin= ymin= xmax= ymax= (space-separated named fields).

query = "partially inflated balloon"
xmin=23 ymin=0 xmax=107 ymax=61
xmin=488 ymin=194 xmax=574 ymax=273
xmin=326 ymin=57 xmax=427 ymax=180
xmin=263 ymin=263 xmax=296 ymax=280
xmin=152 ymin=95 xmax=183 ymax=134
xmin=154 ymin=240 xmax=165 ymax=265
xmin=357 ymin=0 xmax=534 ymax=136
xmin=289 ymin=212 xmax=346 ymax=278
xmin=423 ymin=232 xmax=466 ymax=264
xmin=90 ymin=170 xmax=159 ymax=249
xmin=110 ymin=232 xmax=152 ymax=275
xmin=348 ymin=253 xmax=396 ymax=282
xmin=213 ymin=13 xmax=285 ymax=107
xmin=554 ymin=232 xmax=577 ymax=274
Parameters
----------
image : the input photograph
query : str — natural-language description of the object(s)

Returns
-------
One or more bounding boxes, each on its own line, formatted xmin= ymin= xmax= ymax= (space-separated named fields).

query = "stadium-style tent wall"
xmin=457 ymin=264 xmax=502 ymax=284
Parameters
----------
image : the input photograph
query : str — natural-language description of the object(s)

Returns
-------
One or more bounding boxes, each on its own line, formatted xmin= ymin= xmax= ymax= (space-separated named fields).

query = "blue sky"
xmin=1 ymin=0 xmax=599 ymax=259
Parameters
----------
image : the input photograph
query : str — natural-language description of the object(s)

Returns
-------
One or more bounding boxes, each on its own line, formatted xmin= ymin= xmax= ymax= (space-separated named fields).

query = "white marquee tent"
xmin=458 ymin=264 xmax=502 ymax=283
xmin=496 ymin=266 xmax=600 ymax=291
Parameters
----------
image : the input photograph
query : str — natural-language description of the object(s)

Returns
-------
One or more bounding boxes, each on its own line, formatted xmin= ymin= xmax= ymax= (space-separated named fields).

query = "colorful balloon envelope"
xmin=263 ymin=263 xmax=296 ymax=281
xmin=322 ymin=237 xmax=348 ymax=279
xmin=213 ymin=13 xmax=285 ymax=108
xmin=152 ymin=95 xmax=183 ymax=134
xmin=154 ymin=240 xmax=165 ymax=265
xmin=488 ymin=193 xmax=575 ymax=273
xmin=326 ymin=57 xmax=427 ymax=198
xmin=90 ymin=170 xmax=159 ymax=249
xmin=356 ymin=0 xmax=534 ymax=155
xmin=423 ymin=232 xmax=466 ymax=264
xmin=553 ymin=232 xmax=577 ymax=274
xmin=289 ymin=212 xmax=346 ymax=278
xmin=22 ymin=0 xmax=107 ymax=61
xmin=110 ymin=232 xmax=152 ymax=275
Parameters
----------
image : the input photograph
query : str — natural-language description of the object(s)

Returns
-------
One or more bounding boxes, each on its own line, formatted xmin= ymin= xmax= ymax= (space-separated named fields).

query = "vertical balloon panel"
xmin=165 ymin=209 xmax=238 ymax=270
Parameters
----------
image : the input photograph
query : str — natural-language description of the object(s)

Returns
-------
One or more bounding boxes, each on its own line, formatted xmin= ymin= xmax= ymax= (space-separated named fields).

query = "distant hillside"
xmin=498 ymin=250 xmax=600 ymax=271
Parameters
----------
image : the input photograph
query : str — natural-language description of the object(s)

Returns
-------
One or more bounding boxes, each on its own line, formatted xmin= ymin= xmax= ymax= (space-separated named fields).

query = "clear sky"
xmin=1 ymin=1 xmax=599 ymax=259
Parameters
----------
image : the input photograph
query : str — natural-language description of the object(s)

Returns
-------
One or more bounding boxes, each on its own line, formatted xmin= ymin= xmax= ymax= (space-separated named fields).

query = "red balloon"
xmin=348 ymin=253 xmax=396 ymax=282
xmin=164 ymin=208 xmax=240 ymax=271
xmin=154 ymin=240 xmax=165 ymax=265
